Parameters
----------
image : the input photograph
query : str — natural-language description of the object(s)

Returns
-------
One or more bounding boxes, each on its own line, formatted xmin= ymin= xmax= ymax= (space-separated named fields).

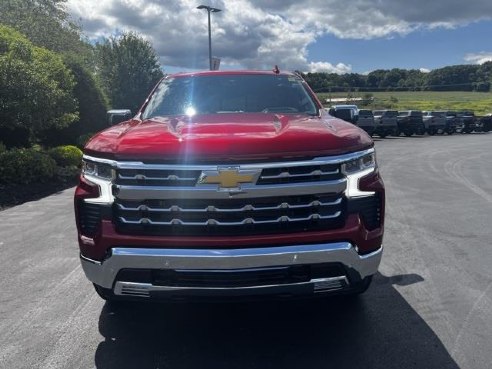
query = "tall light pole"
xmin=197 ymin=5 xmax=221 ymax=70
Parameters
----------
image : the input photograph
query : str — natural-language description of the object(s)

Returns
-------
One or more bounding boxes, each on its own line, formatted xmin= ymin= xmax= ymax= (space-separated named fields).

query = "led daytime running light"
xmin=82 ymin=160 xmax=115 ymax=180
xmin=342 ymin=153 xmax=375 ymax=175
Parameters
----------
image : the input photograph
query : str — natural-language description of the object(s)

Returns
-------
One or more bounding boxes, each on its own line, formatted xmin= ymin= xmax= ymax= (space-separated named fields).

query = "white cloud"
xmin=419 ymin=68 xmax=431 ymax=73
xmin=464 ymin=52 xmax=492 ymax=65
xmin=66 ymin=0 xmax=492 ymax=71
xmin=308 ymin=62 xmax=352 ymax=74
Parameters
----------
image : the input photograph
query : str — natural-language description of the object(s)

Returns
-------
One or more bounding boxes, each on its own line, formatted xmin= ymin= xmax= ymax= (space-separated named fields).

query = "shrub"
xmin=48 ymin=145 xmax=83 ymax=167
xmin=0 ymin=142 xmax=6 ymax=153
xmin=0 ymin=148 xmax=57 ymax=184
xmin=56 ymin=165 xmax=80 ymax=181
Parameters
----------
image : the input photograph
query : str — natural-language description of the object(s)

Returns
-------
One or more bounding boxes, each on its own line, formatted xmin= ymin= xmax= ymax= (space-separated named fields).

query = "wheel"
xmin=404 ymin=131 xmax=412 ymax=137
xmin=379 ymin=132 xmax=387 ymax=138
xmin=428 ymin=129 xmax=435 ymax=135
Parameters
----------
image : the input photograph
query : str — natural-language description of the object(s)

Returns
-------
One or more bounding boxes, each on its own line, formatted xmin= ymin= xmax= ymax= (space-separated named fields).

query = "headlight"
xmin=343 ymin=151 xmax=377 ymax=197
xmin=82 ymin=160 xmax=115 ymax=180
xmin=342 ymin=152 xmax=375 ymax=175
xmin=80 ymin=157 xmax=115 ymax=204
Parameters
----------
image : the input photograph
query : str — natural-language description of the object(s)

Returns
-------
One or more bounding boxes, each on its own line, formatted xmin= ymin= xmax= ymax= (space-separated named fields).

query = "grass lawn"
xmin=317 ymin=91 xmax=492 ymax=115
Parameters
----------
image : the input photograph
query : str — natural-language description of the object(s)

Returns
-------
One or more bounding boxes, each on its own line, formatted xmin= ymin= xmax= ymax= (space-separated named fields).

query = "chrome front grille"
xmin=110 ymin=157 xmax=352 ymax=236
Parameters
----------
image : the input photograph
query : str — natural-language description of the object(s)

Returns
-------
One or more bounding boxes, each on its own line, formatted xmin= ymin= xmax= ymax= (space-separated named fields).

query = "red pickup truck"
xmin=75 ymin=70 xmax=385 ymax=301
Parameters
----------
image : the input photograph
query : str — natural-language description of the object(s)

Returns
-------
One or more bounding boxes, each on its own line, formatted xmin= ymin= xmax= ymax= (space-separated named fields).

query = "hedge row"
xmin=0 ymin=145 xmax=83 ymax=185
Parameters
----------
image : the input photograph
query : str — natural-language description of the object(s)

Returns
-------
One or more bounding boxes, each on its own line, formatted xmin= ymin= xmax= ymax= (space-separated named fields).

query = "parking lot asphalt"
xmin=0 ymin=133 xmax=490 ymax=369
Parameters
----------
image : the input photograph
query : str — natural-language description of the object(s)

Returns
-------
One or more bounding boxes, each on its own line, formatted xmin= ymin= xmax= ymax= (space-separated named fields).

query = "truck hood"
xmin=84 ymin=113 xmax=372 ymax=162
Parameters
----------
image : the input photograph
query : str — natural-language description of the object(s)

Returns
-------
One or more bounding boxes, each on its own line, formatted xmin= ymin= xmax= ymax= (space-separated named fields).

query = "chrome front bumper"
xmin=81 ymin=242 xmax=382 ymax=298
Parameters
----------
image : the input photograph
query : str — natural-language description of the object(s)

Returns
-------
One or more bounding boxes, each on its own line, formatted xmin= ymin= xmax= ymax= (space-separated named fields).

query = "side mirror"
xmin=107 ymin=109 xmax=132 ymax=125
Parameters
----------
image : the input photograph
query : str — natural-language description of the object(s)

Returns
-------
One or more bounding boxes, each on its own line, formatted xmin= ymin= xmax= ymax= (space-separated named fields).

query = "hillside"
xmin=317 ymin=91 xmax=492 ymax=115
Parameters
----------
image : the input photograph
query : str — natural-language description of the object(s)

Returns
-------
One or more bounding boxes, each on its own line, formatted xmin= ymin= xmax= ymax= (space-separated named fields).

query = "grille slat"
xmin=260 ymin=168 xmax=339 ymax=180
xmin=117 ymin=197 xmax=342 ymax=213
xmin=119 ymin=211 xmax=342 ymax=227
xmin=117 ymin=169 xmax=201 ymax=187
xmin=257 ymin=164 xmax=342 ymax=185
xmin=119 ymin=174 xmax=197 ymax=181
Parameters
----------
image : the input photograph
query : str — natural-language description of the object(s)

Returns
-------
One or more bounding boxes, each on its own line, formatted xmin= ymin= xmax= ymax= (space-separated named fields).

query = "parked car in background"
xmin=456 ymin=111 xmax=477 ymax=133
xmin=397 ymin=110 xmax=425 ymax=136
xmin=422 ymin=111 xmax=447 ymax=135
xmin=477 ymin=114 xmax=492 ymax=132
xmin=356 ymin=109 xmax=376 ymax=136
xmin=328 ymin=105 xmax=358 ymax=124
xmin=444 ymin=111 xmax=458 ymax=134
xmin=373 ymin=110 xmax=398 ymax=138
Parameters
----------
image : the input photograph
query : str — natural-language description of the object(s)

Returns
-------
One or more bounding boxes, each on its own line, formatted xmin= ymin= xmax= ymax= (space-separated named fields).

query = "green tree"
xmin=40 ymin=55 xmax=109 ymax=146
xmin=426 ymin=64 xmax=480 ymax=91
xmin=96 ymin=32 xmax=164 ymax=113
xmin=0 ymin=25 xmax=78 ymax=147
xmin=0 ymin=0 xmax=90 ymax=56
xmin=366 ymin=70 xmax=386 ymax=90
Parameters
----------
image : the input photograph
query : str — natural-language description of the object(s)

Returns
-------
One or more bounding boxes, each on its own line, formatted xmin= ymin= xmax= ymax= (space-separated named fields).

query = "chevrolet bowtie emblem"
xmin=198 ymin=167 xmax=259 ymax=189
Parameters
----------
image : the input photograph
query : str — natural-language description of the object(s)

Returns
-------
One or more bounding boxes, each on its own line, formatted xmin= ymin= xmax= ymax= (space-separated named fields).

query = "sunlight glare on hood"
xmin=185 ymin=106 xmax=196 ymax=116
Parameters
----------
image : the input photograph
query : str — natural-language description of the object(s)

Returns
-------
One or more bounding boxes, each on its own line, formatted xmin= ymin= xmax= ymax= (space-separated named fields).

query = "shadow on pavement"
xmin=94 ymin=272 xmax=458 ymax=369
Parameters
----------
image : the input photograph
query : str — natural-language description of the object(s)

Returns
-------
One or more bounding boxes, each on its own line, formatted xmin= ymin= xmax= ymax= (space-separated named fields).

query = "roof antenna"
xmin=273 ymin=65 xmax=280 ymax=74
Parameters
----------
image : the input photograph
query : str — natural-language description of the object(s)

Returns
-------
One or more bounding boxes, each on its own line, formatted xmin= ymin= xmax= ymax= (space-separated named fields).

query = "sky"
xmin=66 ymin=0 xmax=492 ymax=74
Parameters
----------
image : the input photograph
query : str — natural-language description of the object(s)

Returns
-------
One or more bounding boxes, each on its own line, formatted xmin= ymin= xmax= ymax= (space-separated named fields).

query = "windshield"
xmin=359 ymin=110 xmax=373 ymax=117
xmin=334 ymin=109 xmax=354 ymax=120
xmin=385 ymin=111 xmax=398 ymax=117
xmin=431 ymin=111 xmax=445 ymax=117
xmin=141 ymin=74 xmax=318 ymax=119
